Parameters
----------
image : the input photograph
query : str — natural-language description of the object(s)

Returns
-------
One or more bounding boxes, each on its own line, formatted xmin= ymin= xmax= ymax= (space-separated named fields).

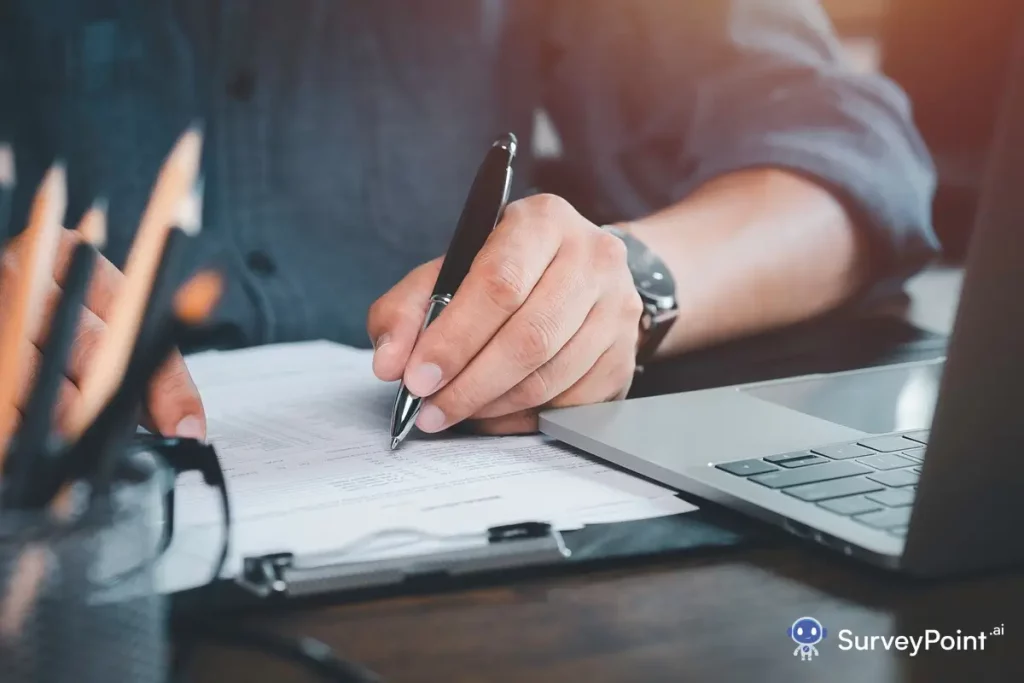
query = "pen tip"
xmin=390 ymin=437 xmax=400 ymax=451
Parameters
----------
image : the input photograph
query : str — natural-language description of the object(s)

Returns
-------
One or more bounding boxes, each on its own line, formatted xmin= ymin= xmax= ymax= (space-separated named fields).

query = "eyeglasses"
xmin=125 ymin=435 xmax=380 ymax=683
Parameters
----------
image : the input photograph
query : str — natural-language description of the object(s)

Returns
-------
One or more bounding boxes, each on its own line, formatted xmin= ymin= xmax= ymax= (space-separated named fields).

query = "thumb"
xmin=144 ymin=350 xmax=206 ymax=440
xmin=366 ymin=257 xmax=442 ymax=382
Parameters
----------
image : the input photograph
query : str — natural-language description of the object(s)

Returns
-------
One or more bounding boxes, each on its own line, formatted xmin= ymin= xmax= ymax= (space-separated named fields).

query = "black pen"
xmin=389 ymin=133 xmax=517 ymax=449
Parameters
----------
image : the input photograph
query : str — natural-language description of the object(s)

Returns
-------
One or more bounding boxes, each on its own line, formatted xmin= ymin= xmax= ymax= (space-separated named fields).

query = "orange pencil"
xmin=0 ymin=165 xmax=67 ymax=462
xmin=67 ymin=127 xmax=203 ymax=438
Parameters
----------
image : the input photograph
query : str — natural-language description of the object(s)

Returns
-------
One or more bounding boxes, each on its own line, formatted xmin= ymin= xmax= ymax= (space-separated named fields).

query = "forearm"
xmin=626 ymin=168 xmax=872 ymax=358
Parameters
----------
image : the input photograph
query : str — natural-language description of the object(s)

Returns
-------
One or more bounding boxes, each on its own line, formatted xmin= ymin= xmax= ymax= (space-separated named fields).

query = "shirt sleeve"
xmin=541 ymin=0 xmax=940 ymax=289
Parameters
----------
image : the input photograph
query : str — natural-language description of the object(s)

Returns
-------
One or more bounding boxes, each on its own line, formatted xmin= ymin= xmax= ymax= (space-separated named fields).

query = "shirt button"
xmin=226 ymin=70 xmax=256 ymax=101
xmin=246 ymin=250 xmax=276 ymax=276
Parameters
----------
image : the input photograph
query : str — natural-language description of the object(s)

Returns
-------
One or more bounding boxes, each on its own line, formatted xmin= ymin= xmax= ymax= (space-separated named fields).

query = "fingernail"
xmin=175 ymin=415 xmax=205 ymax=440
xmin=406 ymin=362 xmax=443 ymax=397
xmin=371 ymin=335 xmax=394 ymax=378
xmin=416 ymin=403 xmax=446 ymax=433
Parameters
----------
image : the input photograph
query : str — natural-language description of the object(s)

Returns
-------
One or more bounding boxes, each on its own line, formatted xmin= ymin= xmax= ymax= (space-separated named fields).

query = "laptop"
xmin=539 ymin=19 xmax=1024 ymax=578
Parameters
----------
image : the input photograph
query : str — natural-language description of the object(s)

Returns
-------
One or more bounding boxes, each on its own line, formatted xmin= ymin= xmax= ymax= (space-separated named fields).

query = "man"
xmin=0 ymin=1 xmax=938 ymax=444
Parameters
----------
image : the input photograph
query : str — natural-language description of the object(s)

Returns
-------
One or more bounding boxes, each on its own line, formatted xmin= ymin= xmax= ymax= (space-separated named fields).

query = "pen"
xmin=389 ymin=133 xmax=517 ymax=449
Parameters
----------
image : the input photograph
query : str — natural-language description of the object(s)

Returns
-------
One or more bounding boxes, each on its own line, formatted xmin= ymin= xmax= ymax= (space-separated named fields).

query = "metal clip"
xmin=236 ymin=553 xmax=293 ymax=597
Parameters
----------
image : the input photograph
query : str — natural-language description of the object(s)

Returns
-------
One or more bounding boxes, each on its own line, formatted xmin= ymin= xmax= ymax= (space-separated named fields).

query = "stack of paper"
xmin=161 ymin=341 xmax=694 ymax=592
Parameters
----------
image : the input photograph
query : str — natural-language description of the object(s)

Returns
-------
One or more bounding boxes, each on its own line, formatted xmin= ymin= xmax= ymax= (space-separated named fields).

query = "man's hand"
xmin=367 ymin=194 xmax=643 ymax=435
xmin=0 ymin=226 xmax=205 ymax=445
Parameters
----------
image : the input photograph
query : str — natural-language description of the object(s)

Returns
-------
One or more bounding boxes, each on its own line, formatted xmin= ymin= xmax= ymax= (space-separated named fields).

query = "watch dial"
xmin=622 ymin=232 xmax=676 ymax=302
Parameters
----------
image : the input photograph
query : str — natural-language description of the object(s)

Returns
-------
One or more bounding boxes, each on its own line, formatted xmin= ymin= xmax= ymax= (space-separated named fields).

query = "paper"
xmin=161 ymin=341 xmax=695 ymax=593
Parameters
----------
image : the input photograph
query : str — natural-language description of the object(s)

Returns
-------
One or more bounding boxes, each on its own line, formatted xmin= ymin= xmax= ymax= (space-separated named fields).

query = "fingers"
xmin=416 ymin=237 xmax=595 ymax=432
xmin=145 ymin=351 xmax=206 ymax=439
xmin=61 ymin=306 xmax=108 ymax=388
xmin=400 ymin=198 xmax=564 ymax=398
xmin=52 ymin=226 xmax=124 ymax=321
xmin=29 ymin=228 xmax=122 ymax=350
xmin=366 ymin=258 xmax=442 ymax=382
xmin=4 ymin=340 xmax=82 ymax=443
xmin=1 ymin=219 xmax=203 ymax=444
xmin=548 ymin=339 xmax=639 ymax=408
xmin=470 ymin=301 xmax=616 ymax=420
xmin=462 ymin=410 xmax=539 ymax=436
xmin=465 ymin=341 xmax=638 ymax=437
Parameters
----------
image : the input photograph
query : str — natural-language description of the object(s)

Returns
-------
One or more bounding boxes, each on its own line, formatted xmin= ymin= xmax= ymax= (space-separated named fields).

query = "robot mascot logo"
xmin=789 ymin=617 xmax=827 ymax=661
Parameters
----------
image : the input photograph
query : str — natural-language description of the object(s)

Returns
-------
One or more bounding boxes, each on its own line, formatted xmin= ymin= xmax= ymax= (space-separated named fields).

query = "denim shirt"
xmin=0 ymin=0 xmax=939 ymax=350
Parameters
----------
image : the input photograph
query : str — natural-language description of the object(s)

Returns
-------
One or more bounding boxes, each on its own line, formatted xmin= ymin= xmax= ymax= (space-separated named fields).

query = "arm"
xmin=626 ymin=168 xmax=868 ymax=356
xmin=543 ymin=0 xmax=939 ymax=358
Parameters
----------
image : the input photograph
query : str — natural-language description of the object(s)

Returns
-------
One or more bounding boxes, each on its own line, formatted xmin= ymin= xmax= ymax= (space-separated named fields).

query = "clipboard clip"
xmin=236 ymin=522 xmax=570 ymax=599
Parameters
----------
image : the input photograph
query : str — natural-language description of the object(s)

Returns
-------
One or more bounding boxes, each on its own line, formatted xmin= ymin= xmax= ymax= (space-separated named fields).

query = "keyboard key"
xmin=818 ymin=495 xmax=884 ymax=516
xmin=858 ymin=435 xmax=920 ymax=452
xmin=867 ymin=469 xmax=919 ymax=487
xmin=903 ymin=430 xmax=929 ymax=444
xmin=900 ymin=447 xmax=925 ymax=462
xmin=811 ymin=443 xmax=875 ymax=460
xmin=765 ymin=452 xmax=829 ymax=467
xmin=784 ymin=477 xmax=883 ymax=502
xmin=866 ymin=488 xmax=916 ymax=508
xmin=716 ymin=460 xmax=778 ymax=476
xmin=889 ymin=526 xmax=909 ymax=537
xmin=749 ymin=462 xmax=870 ymax=489
xmin=776 ymin=455 xmax=829 ymax=469
xmin=856 ymin=453 xmax=917 ymax=471
xmin=765 ymin=451 xmax=812 ymax=464
xmin=854 ymin=506 xmax=913 ymax=529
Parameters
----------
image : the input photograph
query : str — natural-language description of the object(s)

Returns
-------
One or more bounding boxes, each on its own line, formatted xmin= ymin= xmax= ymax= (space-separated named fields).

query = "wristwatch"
xmin=603 ymin=225 xmax=679 ymax=366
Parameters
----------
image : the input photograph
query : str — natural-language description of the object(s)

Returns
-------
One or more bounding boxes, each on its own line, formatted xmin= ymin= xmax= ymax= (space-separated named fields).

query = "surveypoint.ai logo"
xmin=787 ymin=618 xmax=1006 ymax=661
xmin=789 ymin=617 xmax=827 ymax=661
xmin=837 ymin=624 xmax=1005 ymax=656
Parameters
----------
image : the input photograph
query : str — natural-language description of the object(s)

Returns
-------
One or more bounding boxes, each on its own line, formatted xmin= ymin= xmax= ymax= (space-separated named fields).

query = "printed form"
xmin=161 ymin=341 xmax=694 ymax=592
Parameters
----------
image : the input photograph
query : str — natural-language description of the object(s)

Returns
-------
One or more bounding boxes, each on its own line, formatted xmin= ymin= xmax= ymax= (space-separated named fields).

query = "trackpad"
xmin=742 ymin=361 xmax=943 ymax=434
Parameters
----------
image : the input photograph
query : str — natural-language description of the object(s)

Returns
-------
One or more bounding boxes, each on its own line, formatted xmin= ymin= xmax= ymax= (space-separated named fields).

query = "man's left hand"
xmin=367 ymin=194 xmax=643 ymax=435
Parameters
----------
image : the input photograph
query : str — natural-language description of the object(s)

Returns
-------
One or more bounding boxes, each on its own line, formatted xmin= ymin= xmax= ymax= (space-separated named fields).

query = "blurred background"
xmin=825 ymin=0 xmax=1020 ymax=263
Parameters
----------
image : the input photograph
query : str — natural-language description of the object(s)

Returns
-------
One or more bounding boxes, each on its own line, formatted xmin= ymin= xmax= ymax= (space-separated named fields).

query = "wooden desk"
xmin=188 ymin=269 xmax=1014 ymax=683
xmin=188 ymin=541 xmax=1022 ymax=683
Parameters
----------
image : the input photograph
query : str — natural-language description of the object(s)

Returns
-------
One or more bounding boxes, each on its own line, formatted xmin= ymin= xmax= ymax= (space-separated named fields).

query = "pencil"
xmin=0 ymin=164 xmax=67 ymax=464
xmin=67 ymin=127 xmax=203 ymax=439
xmin=132 ymin=180 xmax=204 ymax=368
xmin=1 ymin=203 xmax=107 ymax=509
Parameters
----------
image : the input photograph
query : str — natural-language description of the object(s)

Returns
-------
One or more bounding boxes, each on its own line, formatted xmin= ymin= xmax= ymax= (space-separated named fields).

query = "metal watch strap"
xmin=636 ymin=306 xmax=674 ymax=367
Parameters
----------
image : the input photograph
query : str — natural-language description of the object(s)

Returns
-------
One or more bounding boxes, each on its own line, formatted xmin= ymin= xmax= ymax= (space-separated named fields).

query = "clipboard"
xmin=233 ymin=522 xmax=571 ymax=599
xmin=153 ymin=429 xmax=742 ymax=617
xmin=135 ymin=435 xmax=574 ymax=606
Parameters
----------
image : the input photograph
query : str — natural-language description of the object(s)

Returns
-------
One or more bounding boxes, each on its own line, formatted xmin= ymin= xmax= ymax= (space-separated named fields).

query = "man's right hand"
xmin=0 ymin=226 xmax=206 ymax=446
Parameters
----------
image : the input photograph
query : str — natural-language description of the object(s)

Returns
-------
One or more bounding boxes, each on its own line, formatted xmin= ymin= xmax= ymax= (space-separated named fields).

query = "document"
xmin=161 ymin=341 xmax=695 ymax=593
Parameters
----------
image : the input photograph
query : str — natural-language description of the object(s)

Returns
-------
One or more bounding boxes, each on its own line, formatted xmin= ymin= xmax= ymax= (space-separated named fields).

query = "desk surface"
xmin=188 ymin=269 xmax=1017 ymax=683
xmin=189 ymin=543 xmax=1022 ymax=683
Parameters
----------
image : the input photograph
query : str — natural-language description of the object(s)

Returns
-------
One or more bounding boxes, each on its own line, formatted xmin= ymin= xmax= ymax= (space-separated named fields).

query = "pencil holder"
xmin=0 ymin=451 xmax=168 ymax=683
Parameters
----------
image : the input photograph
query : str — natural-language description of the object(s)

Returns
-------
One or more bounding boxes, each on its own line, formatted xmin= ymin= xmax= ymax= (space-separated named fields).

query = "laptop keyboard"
xmin=715 ymin=430 xmax=929 ymax=537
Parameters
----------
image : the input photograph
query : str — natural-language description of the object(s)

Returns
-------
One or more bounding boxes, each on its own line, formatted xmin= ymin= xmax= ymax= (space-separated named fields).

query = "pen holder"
xmin=0 ymin=451 xmax=168 ymax=683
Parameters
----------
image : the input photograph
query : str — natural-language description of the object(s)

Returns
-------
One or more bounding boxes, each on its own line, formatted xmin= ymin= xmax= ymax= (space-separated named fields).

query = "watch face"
xmin=618 ymin=231 xmax=676 ymax=307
